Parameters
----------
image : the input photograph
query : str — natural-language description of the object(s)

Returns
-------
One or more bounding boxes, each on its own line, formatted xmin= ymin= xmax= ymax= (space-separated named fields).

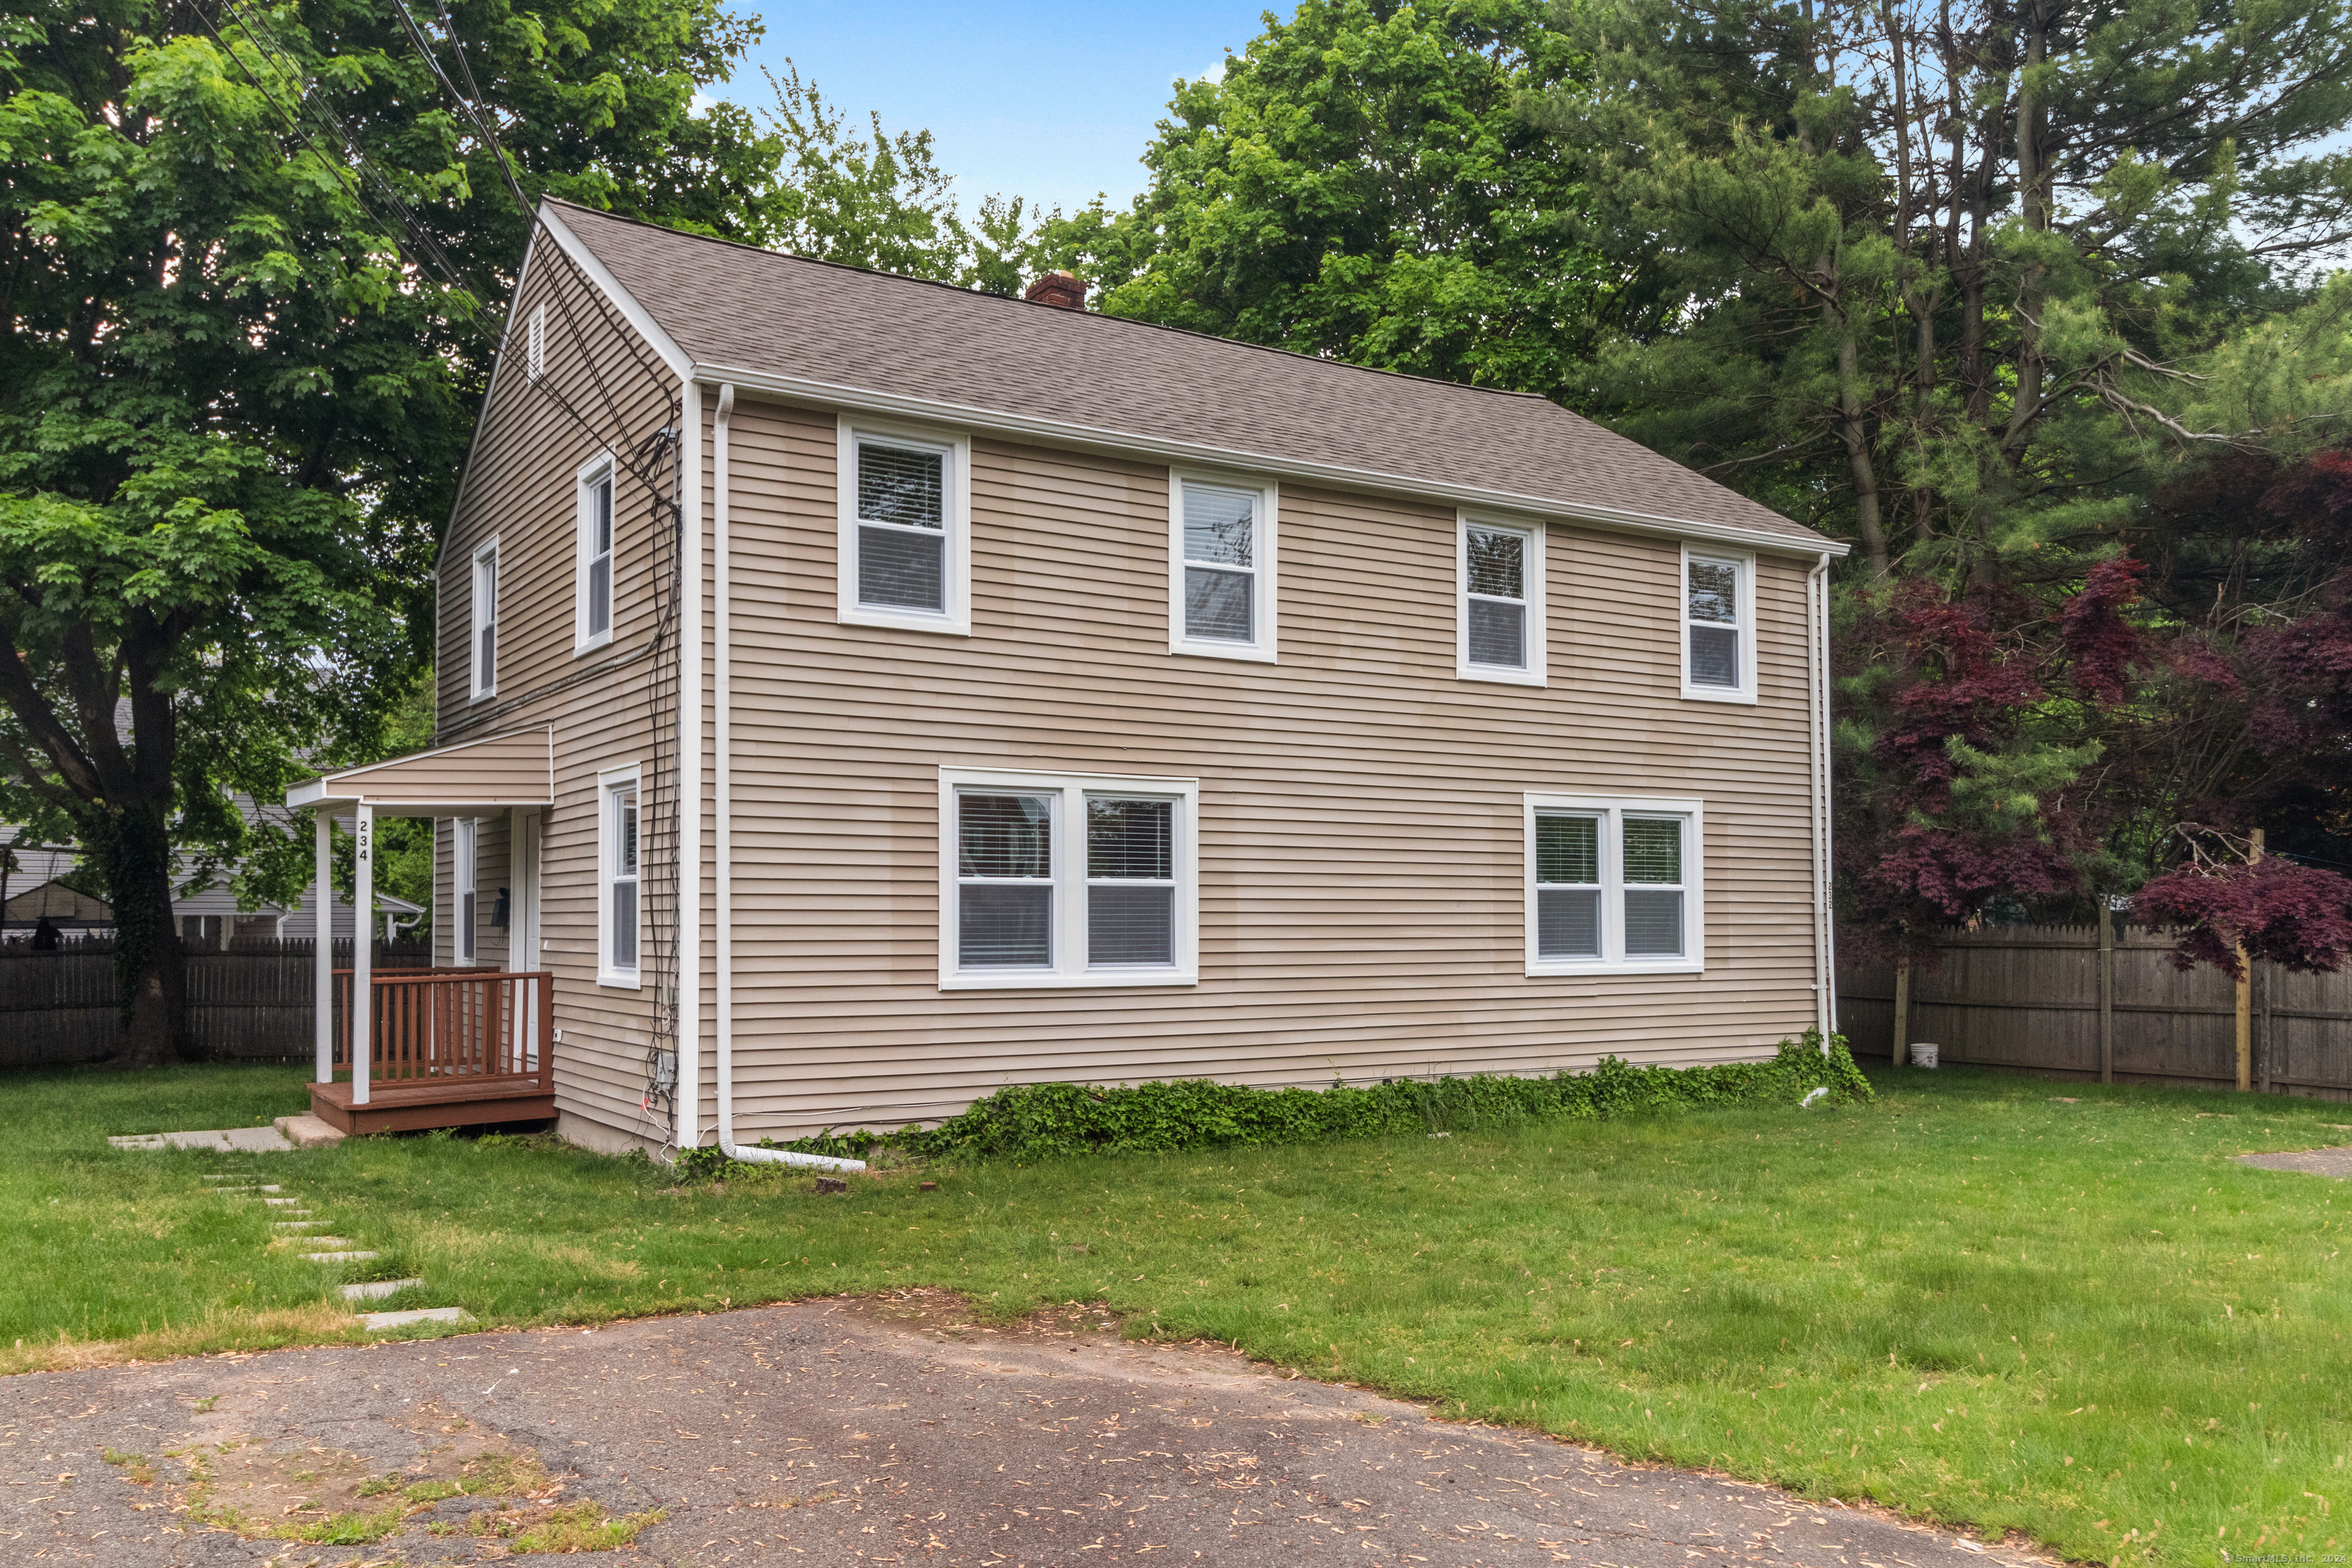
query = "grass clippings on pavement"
xmin=5 ymin=1059 xmax=2351 ymax=1564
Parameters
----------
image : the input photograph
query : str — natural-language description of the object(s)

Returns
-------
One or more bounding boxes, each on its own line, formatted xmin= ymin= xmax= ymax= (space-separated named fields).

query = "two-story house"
xmin=289 ymin=201 xmax=1846 ymax=1147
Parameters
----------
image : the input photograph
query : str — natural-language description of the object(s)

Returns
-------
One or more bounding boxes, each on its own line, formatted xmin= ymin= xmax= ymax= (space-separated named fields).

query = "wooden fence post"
xmin=1892 ymin=964 xmax=1910 ymax=1067
xmin=2236 ymin=828 xmax=2263 ymax=1093
xmin=2098 ymin=901 xmax=2114 ymax=1085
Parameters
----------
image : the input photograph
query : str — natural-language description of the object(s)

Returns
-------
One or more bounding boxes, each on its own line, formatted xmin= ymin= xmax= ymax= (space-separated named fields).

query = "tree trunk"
xmin=98 ymin=802 xmax=188 ymax=1067
xmin=1837 ymin=328 xmax=1892 ymax=577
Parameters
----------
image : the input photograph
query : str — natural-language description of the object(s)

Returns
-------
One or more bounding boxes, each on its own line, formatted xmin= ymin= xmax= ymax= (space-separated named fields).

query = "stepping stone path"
xmin=139 ymin=1157 xmax=476 ymax=1334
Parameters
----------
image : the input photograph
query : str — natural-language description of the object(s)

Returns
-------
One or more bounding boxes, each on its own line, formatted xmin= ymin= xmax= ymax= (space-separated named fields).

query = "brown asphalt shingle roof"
xmin=550 ymin=201 xmax=1832 ymax=550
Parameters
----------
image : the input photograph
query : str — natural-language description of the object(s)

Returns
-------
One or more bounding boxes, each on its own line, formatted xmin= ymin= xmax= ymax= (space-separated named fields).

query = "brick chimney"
xmin=1023 ymin=270 xmax=1086 ymax=309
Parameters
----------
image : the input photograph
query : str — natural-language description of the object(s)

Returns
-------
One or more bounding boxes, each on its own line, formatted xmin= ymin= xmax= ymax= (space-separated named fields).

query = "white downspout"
xmin=676 ymin=381 xmax=703 ymax=1154
xmin=709 ymin=384 xmax=864 ymax=1174
xmin=1807 ymin=553 xmax=1838 ymax=1047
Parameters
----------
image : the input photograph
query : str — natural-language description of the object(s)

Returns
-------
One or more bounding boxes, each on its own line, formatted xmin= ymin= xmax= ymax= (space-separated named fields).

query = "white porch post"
xmin=353 ymin=802 xmax=374 ymax=1106
xmin=313 ymin=812 xmax=332 ymax=1083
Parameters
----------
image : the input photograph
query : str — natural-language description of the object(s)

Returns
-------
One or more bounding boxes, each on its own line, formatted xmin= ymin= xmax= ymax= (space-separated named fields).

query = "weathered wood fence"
xmin=0 ymin=939 xmax=431 ymax=1068
xmin=1837 ymin=922 xmax=2352 ymax=1100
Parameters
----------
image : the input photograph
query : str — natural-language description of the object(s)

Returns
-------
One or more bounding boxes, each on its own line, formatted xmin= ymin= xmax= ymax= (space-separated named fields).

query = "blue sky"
xmin=721 ymin=1 xmax=1279 ymax=218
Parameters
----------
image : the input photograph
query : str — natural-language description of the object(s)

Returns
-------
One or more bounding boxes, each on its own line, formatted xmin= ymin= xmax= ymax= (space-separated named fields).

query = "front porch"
xmin=288 ymin=727 xmax=558 ymax=1135
xmin=310 ymin=966 xmax=557 ymax=1135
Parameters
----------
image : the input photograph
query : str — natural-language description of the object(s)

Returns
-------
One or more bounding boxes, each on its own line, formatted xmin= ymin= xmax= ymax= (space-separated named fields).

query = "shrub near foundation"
xmin=750 ymin=1031 xmax=1868 ymax=1168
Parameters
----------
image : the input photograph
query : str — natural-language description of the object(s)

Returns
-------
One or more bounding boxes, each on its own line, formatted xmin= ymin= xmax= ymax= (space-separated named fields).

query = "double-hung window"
xmin=1524 ymin=794 xmax=1703 ymax=974
xmin=838 ymin=419 xmax=972 ymax=634
xmin=455 ymin=818 xmax=479 ymax=962
xmin=1169 ymin=474 xmax=1277 ymax=660
xmin=470 ymin=541 xmax=498 ymax=700
xmin=1681 ymin=547 xmax=1755 ymax=701
xmin=577 ymin=455 xmax=616 ymax=651
xmin=939 ymin=768 xmax=1199 ymax=988
xmin=1458 ymin=515 xmax=1544 ymax=684
xmin=599 ymin=769 xmax=640 ymax=986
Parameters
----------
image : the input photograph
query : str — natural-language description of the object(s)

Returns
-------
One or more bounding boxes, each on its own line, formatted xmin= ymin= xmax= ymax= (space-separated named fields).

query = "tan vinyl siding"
xmin=434 ymin=237 xmax=681 ymax=1137
xmin=326 ymin=729 xmax=552 ymax=807
xmin=702 ymin=397 xmax=1824 ymax=1138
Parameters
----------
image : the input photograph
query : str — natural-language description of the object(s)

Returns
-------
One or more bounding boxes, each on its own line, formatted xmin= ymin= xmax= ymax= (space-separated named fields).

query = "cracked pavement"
xmin=0 ymin=1291 xmax=2052 ymax=1566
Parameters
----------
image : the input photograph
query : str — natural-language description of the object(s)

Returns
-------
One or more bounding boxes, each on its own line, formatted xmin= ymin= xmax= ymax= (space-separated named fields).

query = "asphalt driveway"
xmin=0 ymin=1291 xmax=2048 ymax=1566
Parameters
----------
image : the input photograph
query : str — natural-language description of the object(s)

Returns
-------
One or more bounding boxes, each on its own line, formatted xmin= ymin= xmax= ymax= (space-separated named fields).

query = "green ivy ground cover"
xmin=2 ymin=1051 xmax=2347 ymax=1566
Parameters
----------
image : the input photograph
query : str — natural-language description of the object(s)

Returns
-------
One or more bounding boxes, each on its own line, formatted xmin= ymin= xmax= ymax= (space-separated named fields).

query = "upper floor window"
xmin=1682 ymin=547 xmax=1755 ymax=702
xmin=939 ymin=767 xmax=1200 ymax=989
xmin=1169 ymin=474 xmax=1278 ymax=660
xmin=470 ymin=541 xmax=498 ymax=700
xmin=1524 ymin=794 xmax=1704 ymax=975
xmin=1458 ymin=516 xmax=1544 ymax=684
xmin=577 ymin=455 xmax=615 ymax=652
xmin=599 ymin=769 xmax=640 ymax=987
xmin=838 ymin=419 xmax=971 ymax=635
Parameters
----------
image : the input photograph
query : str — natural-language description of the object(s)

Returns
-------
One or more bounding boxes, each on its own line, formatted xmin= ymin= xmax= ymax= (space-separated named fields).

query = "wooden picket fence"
xmin=1837 ymin=922 xmax=2352 ymax=1100
xmin=0 ymin=938 xmax=431 ymax=1068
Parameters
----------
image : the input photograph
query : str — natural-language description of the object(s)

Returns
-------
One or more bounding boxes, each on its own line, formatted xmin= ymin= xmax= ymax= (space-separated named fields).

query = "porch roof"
xmin=287 ymin=727 xmax=554 ymax=818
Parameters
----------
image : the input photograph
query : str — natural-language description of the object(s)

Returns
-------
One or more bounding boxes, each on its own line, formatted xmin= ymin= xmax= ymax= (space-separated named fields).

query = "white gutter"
xmin=675 ymin=381 xmax=702 ymax=1152
xmin=1807 ymin=553 xmax=1838 ymax=1047
xmin=708 ymin=382 xmax=865 ymax=1174
xmin=697 ymin=361 xmax=1847 ymax=564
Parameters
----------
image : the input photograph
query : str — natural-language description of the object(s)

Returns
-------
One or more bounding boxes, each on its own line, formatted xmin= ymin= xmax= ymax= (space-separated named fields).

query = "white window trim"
xmin=937 ymin=766 xmax=1200 ymax=991
xmin=1168 ymin=469 xmax=1279 ymax=662
xmin=837 ymin=416 xmax=972 ymax=636
xmin=469 ymin=538 xmax=498 ymax=701
xmin=1523 ymin=792 xmax=1705 ymax=976
xmin=596 ymin=764 xmax=642 ymax=989
xmin=1681 ymin=544 xmax=1758 ymax=704
xmin=455 ymin=817 xmax=478 ymax=963
xmin=1457 ymin=513 xmax=1546 ymax=686
xmin=575 ymin=451 xmax=617 ymax=655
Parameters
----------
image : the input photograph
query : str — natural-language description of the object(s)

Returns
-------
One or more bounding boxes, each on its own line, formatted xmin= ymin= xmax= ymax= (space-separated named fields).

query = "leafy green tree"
xmin=1512 ymin=0 xmax=2352 ymax=952
xmin=0 ymin=0 xmax=782 ymax=1062
xmin=753 ymin=61 xmax=1050 ymax=295
xmin=1039 ymin=0 xmax=1610 ymax=401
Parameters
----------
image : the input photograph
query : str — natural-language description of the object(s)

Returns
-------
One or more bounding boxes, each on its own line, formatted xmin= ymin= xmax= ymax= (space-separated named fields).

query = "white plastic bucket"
xmin=1910 ymin=1042 xmax=1939 ymax=1069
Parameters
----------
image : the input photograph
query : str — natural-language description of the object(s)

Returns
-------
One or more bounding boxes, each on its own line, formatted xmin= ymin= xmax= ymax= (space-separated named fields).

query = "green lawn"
xmin=4 ymin=1060 xmax=2349 ymax=1566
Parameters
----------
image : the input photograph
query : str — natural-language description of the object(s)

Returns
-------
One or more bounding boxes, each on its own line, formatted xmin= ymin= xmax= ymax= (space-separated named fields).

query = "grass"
xmin=5 ymin=1060 xmax=2351 ymax=1565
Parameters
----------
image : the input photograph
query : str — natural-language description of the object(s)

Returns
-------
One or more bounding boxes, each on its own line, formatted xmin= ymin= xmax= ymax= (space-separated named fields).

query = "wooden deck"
xmin=309 ymin=1076 xmax=557 ymax=1135
xmin=313 ymin=967 xmax=554 ymax=1135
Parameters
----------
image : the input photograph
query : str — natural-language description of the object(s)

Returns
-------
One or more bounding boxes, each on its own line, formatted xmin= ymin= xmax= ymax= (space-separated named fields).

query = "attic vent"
xmin=526 ymin=304 xmax=546 ymax=381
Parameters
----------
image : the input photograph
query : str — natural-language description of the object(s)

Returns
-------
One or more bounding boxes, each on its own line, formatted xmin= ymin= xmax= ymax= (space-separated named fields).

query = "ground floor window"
xmin=1524 ymin=794 xmax=1704 ymax=975
xmin=598 ymin=768 xmax=640 ymax=987
xmin=939 ymin=768 xmax=1199 ymax=989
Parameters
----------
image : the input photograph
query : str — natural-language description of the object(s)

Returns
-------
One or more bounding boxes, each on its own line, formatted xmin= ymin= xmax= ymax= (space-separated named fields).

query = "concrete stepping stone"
xmin=273 ymin=1220 xmax=324 ymax=1230
xmin=342 ymin=1279 xmax=424 ymax=1302
xmin=304 ymin=1250 xmax=380 ymax=1263
xmin=263 ymin=1197 xmax=302 ymax=1207
xmin=274 ymin=1113 xmax=346 ymax=1149
xmin=289 ymin=1237 xmax=355 ymax=1250
xmin=108 ymin=1126 xmax=293 ymax=1152
xmin=361 ymin=1307 xmax=470 ymax=1333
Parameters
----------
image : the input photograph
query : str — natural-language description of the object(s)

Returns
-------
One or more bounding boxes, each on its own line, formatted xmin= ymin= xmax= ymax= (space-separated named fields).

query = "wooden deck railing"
xmin=332 ymin=969 xmax=551 ymax=1093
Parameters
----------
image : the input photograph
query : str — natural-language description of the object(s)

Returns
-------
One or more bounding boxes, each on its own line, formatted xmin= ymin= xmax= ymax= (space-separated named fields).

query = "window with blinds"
xmin=1683 ymin=549 xmax=1753 ymax=700
xmin=1526 ymin=795 xmax=1701 ymax=972
xmin=601 ymin=774 xmax=640 ymax=984
xmin=1170 ymin=475 xmax=1276 ymax=658
xmin=1459 ymin=516 xmax=1544 ymax=683
xmin=839 ymin=421 xmax=970 ymax=634
xmin=941 ymin=770 xmax=1199 ymax=988
xmin=577 ymin=456 xmax=615 ymax=649
xmin=857 ymin=442 xmax=946 ymax=612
